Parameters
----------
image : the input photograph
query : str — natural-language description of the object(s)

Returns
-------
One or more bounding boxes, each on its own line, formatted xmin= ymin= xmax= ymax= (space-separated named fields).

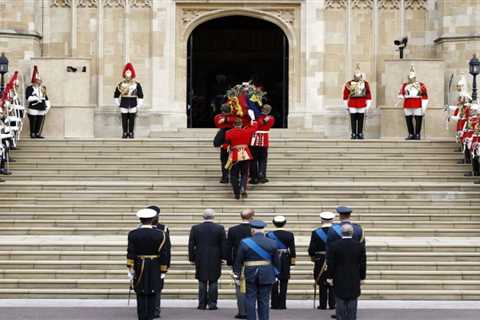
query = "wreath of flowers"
xmin=225 ymin=82 xmax=267 ymax=118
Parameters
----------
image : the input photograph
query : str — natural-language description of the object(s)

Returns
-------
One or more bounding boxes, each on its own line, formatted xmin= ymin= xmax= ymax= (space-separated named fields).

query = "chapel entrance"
xmin=186 ymin=15 xmax=289 ymax=128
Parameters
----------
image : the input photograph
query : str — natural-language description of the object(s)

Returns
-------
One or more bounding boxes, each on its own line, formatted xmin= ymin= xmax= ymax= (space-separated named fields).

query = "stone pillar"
xmin=380 ymin=59 xmax=452 ymax=139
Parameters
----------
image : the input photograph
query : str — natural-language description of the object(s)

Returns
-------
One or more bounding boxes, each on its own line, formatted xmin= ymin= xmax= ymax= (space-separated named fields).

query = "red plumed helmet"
xmin=31 ymin=65 xmax=41 ymax=83
xmin=122 ymin=63 xmax=136 ymax=79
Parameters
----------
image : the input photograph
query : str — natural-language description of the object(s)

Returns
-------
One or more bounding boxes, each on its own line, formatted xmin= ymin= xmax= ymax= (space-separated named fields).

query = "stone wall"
xmin=0 ymin=0 xmax=478 ymax=138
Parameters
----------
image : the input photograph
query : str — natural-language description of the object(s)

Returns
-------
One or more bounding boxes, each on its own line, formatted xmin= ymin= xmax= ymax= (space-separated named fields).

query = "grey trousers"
xmin=235 ymin=282 xmax=247 ymax=316
xmin=335 ymin=297 xmax=358 ymax=320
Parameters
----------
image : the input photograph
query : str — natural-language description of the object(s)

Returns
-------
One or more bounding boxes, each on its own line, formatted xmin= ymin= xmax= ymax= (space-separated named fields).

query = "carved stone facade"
xmin=1 ymin=0 xmax=478 ymax=138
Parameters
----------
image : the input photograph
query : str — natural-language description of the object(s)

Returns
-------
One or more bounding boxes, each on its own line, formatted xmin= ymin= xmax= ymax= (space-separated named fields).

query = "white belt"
xmin=256 ymin=131 xmax=269 ymax=134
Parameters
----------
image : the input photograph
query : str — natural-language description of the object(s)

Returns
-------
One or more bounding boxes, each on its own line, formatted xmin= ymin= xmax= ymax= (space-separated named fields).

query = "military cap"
xmin=336 ymin=206 xmax=353 ymax=215
xmin=136 ymin=208 xmax=157 ymax=219
xmin=320 ymin=211 xmax=335 ymax=220
xmin=250 ymin=220 xmax=267 ymax=229
xmin=273 ymin=215 xmax=286 ymax=224
xmin=147 ymin=205 xmax=160 ymax=215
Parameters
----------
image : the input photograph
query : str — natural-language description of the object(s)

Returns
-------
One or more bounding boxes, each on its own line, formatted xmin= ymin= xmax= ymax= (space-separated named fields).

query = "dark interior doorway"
xmin=187 ymin=15 xmax=289 ymax=128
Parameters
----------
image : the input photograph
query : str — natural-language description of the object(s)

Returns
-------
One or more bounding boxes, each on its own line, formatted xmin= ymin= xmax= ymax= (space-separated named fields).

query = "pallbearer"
xmin=308 ymin=211 xmax=335 ymax=310
xmin=398 ymin=65 xmax=429 ymax=140
xmin=266 ymin=215 xmax=296 ymax=310
xmin=127 ymin=207 xmax=170 ymax=320
xmin=114 ymin=63 xmax=144 ymax=139
xmin=343 ymin=64 xmax=372 ymax=140
xmin=250 ymin=104 xmax=275 ymax=184
xmin=214 ymin=104 xmax=236 ymax=183
xmin=26 ymin=65 xmax=50 ymax=139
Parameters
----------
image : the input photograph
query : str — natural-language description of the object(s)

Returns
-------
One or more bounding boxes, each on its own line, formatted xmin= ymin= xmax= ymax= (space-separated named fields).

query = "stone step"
xmin=2 ymin=269 xmax=479 ymax=281
xmin=0 ymin=219 xmax=478 ymax=230
xmin=6 ymin=174 xmax=474 ymax=183
xmin=1 ymin=278 xmax=480 ymax=291
xmin=0 ymin=288 xmax=477 ymax=300
xmin=0 ymin=204 xmax=477 ymax=213
xmin=0 ymin=227 xmax=476 ymax=236
xmin=1 ymin=213 xmax=478 ymax=223
xmin=1 ymin=250 xmax=479 ymax=262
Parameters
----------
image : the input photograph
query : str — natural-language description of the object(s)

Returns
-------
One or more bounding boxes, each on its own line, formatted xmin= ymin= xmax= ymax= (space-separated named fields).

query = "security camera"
xmin=394 ymin=37 xmax=408 ymax=59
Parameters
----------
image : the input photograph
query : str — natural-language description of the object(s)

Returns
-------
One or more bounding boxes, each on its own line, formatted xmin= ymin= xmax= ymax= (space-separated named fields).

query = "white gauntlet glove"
xmin=114 ymin=98 xmax=120 ymax=107
xmin=128 ymin=270 xmax=135 ymax=281
xmin=137 ymin=99 xmax=144 ymax=109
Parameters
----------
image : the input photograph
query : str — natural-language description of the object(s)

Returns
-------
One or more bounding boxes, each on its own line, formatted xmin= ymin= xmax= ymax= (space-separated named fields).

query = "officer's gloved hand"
xmin=326 ymin=279 xmax=333 ymax=286
xmin=128 ymin=270 xmax=135 ymax=281
xmin=161 ymin=273 xmax=166 ymax=280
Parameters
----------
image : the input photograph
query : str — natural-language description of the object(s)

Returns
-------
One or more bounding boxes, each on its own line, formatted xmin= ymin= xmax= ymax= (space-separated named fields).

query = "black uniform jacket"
xmin=266 ymin=229 xmax=296 ymax=280
xmin=225 ymin=222 xmax=251 ymax=266
xmin=127 ymin=225 xmax=170 ymax=295
xmin=326 ymin=237 xmax=367 ymax=300
xmin=188 ymin=221 xmax=226 ymax=281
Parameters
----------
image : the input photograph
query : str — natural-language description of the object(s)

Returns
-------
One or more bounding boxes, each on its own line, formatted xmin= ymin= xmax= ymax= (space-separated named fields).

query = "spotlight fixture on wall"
xmin=66 ymin=66 xmax=78 ymax=72
xmin=394 ymin=37 xmax=408 ymax=59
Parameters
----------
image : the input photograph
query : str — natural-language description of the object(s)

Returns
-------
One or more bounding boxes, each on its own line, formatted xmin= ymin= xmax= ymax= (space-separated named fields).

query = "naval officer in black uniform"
xmin=308 ymin=211 xmax=335 ymax=310
xmin=326 ymin=206 xmax=365 ymax=248
xmin=148 ymin=205 xmax=171 ymax=319
xmin=234 ymin=220 xmax=280 ymax=320
xmin=127 ymin=207 xmax=170 ymax=320
xmin=266 ymin=215 xmax=296 ymax=310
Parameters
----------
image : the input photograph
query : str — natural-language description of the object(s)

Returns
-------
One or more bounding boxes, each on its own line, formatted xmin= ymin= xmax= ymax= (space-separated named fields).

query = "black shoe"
xmin=330 ymin=315 xmax=337 ymax=319
xmin=317 ymin=306 xmax=326 ymax=310
xmin=0 ymin=178 xmax=4 ymax=183
xmin=414 ymin=134 xmax=421 ymax=140
xmin=249 ymin=179 xmax=259 ymax=184
xmin=234 ymin=194 xmax=240 ymax=200
xmin=220 ymin=177 xmax=229 ymax=184
xmin=36 ymin=134 xmax=45 ymax=139
xmin=405 ymin=134 xmax=415 ymax=140
xmin=260 ymin=178 xmax=269 ymax=184
xmin=197 ymin=305 xmax=206 ymax=310
xmin=357 ymin=133 xmax=364 ymax=140
xmin=457 ymin=160 xmax=465 ymax=164
xmin=351 ymin=133 xmax=357 ymax=140
xmin=474 ymin=172 xmax=480 ymax=177
xmin=234 ymin=315 xmax=247 ymax=319
xmin=30 ymin=133 xmax=36 ymax=139
xmin=241 ymin=191 xmax=248 ymax=199
xmin=129 ymin=132 xmax=134 ymax=139
xmin=208 ymin=305 xmax=218 ymax=310
xmin=122 ymin=133 xmax=128 ymax=139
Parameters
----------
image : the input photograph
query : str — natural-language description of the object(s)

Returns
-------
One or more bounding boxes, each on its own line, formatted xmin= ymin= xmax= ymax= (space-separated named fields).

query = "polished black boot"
xmin=414 ymin=115 xmax=423 ymax=140
xmin=128 ymin=113 xmax=136 ymax=139
xmin=405 ymin=116 xmax=415 ymax=140
xmin=35 ymin=115 xmax=45 ymax=138
xmin=350 ymin=113 xmax=357 ymax=139
xmin=121 ymin=113 xmax=128 ymax=138
xmin=28 ymin=114 xmax=37 ymax=138
xmin=357 ymin=113 xmax=365 ymax=139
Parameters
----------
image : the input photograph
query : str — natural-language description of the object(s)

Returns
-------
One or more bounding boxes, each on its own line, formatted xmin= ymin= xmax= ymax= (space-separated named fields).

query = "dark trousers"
xmin=230 ymin=161 xmax=250 ymax=196
xmin=349 ymin=113 xmax=364 ymax=135
xmin=136 ymin=294 xmax=156 ymax=320
xmin=405 ymin=115 xmax=423 ymax=136
xmin=271 ymin=279 xmax=288 ymax=309
xmin=235 ymin=281 xmax=247 ymax=316
xmin=318 ymin=273 xmax=335 ymax=309
xmin=220 ymin=148 xmax=229 ymax=179
xmin=198 ymin=280 xmax=218 ymax=308
xmin=28 ymin=114 xmax=45 ymax=137
xmin=246 ymin=280 xmax=272 ymax=320
xmin=472 ymin=156 xmax=480 ymax=175
xmin=251 ymin=147 xmax=268 ymax=181
xmin=154 ymin=278 xmax=164 ymax=317
xmin=121 ymin=112 xmax=136 ymax=134
xmin=335 ymin=297 xmax=358 ymax=320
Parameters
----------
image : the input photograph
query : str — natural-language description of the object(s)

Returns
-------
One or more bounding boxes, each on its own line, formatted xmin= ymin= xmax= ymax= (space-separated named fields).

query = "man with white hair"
xmin=225 ymin=209 xmax=256 ymax=319
xmin=188 ymin=209 xmax=226 ymax=310
xmin=327 ymin=224 xmax=367 ymax=320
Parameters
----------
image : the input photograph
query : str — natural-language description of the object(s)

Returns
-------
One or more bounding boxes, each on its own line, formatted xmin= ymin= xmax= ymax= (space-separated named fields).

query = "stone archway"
xmin=174 ymin=3 xmax=302 ymax=128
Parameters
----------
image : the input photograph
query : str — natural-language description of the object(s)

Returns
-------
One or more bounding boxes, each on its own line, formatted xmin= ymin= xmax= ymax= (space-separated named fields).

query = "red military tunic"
xmin=343 ymin=80 xmax=372 ymax=108
xmin=214 ymin=114 xmax=236 ymax=150
xmin=400 ymin=82 xmax=428 ymax=109
xmin=252 ymin=115 xmax=275 ymax=147
xmin=453 ymin=105 xmax=473 ymax=132
xmin=224 ymin=122 xmax=258 ymax=169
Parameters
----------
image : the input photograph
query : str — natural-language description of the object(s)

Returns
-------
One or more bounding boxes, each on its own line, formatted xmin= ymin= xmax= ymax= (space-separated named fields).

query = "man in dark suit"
xmin=225 ymin=209 xmax=255 ymax=319
xmin=188 ymin=209 xmax=226 ymax=310
xmin=326 ymin=224 xmax=367 ymax=320
xmin=308 ymin=211 xmax=335 ymax=310
xmin=234 ymin=220 xmax=280 ymax=320
xmin=266 ymin=215 xmax=296 ymax=310
xmin=148 ymin=205 xmax=171 ymax=319
xmin=127 ymin=207 xmax=170 ymax=320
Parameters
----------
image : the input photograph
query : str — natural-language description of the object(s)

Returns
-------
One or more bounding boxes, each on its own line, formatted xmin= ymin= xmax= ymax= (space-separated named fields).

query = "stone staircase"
xmin=0 ymin=129 xmax=479 ymax=300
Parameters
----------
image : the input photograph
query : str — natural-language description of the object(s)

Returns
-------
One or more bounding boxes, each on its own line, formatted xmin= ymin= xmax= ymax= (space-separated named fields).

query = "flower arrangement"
xmin=226 ymin=82 xmax=266 ymax=119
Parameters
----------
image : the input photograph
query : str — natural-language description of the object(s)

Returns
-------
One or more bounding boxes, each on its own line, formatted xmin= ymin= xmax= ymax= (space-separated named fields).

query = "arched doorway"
xmin=186 ymin=15 xmax=289 ymax=128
